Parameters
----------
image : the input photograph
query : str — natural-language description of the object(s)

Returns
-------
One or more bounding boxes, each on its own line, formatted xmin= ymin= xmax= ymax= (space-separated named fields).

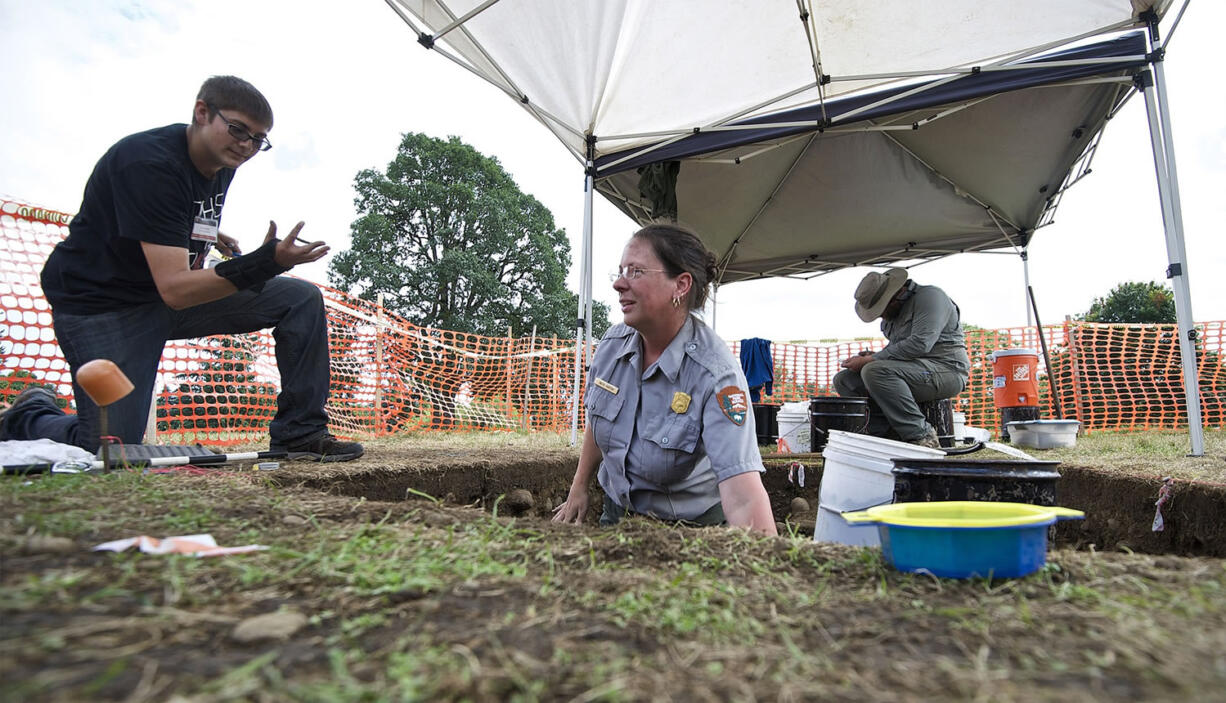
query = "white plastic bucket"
xmin=952 ymin=411 xmax=966 ymax=441
xmin=813 ymin=430 xmax=945 ymax=546
xmin=776 ymin=402 xmax=811 ymax=453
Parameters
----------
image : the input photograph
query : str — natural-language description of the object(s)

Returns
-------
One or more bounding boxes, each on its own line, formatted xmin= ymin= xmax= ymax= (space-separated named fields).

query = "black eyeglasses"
xmin=209 ymin=105 xmax=272 ymax=152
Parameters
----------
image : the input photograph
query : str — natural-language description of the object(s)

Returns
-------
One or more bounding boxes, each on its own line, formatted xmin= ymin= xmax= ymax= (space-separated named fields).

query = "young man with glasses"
xmin=2 ymin=75 xmax=363 ymax=462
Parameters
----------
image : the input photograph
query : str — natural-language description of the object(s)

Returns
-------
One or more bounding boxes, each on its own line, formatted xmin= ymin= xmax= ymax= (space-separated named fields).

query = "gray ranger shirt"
xmin=585 ymin=315 xmax=765 ymax=521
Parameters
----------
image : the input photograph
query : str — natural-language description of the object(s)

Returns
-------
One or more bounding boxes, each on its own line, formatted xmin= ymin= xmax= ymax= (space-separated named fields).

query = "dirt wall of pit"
xmin=1053 ymin=465 xmax=1226 ymax=557
xmin=274 ymin=449 xmax=1224 ymax=557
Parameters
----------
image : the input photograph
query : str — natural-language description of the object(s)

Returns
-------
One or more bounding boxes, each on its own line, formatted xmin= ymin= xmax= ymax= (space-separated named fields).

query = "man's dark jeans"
xmin=7 ymin=277 xmax=331 ymax=452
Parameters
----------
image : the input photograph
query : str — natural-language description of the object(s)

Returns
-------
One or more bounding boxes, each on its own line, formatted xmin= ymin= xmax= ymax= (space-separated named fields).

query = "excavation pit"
xmin=273 ymin=447 xmax=1226 ymax=557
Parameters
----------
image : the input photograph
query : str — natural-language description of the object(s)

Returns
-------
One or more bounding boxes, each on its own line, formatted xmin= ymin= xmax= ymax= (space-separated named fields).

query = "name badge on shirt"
xmin=191 ymin=216 xmax=219 ymax=243
xmin=594 ymin=377 xmax=619 ymax=395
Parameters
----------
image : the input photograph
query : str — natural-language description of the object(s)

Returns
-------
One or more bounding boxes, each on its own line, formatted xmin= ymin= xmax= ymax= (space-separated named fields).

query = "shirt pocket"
xmin=585 ymin=389 xmax=625 ymax=450
xmin=639 ymin=412 xmax=701 ymax=485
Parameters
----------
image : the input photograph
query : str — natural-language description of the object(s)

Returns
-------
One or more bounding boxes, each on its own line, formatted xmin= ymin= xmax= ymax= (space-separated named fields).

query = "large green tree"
xmin=1080 ymin=281 xmax=1177 ymax=323
xmin=329 ymin=133 xmax=609 ymax=339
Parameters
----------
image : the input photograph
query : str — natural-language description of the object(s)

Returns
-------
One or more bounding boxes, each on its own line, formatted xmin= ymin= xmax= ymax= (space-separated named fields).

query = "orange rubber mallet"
xmin=76 ymin=359 xmax=134 ymax=471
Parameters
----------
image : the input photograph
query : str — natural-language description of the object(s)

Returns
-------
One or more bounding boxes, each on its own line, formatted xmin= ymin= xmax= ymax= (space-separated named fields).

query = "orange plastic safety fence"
xmin=318 ymin=293 xmax=579 ymax=438
xmin=733 ymin=322 xmax=1226 ymax=434
xmin=1 ymin=196 xmax=582 ymax=445
xmin=4 ymin=195 xmax=1225 ymax=447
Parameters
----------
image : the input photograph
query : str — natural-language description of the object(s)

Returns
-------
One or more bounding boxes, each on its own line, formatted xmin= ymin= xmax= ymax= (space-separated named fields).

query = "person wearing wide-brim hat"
xmin=833 ymin=267 xmax=969 ymax=447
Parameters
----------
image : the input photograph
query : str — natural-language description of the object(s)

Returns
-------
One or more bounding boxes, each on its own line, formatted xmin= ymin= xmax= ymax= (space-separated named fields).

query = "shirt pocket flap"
xmin=586 ymin=388 xmax=625 ymax=421
xmin=646 ymin=414 xmax=700 ymax=453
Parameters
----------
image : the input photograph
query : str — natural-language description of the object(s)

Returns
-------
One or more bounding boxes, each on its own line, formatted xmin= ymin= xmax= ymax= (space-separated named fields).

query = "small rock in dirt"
xmin=503 ymin=489 xmax=535 ymax=516
xmin=282 ymin=515 xmax=308 ymax=526
xmin=231 ymin=610 xmax=308 ymax=643
xmin=789 ymin=497 xmax=811 ymax=516
xmin=22 ymin=535 xmax=76 ymax=554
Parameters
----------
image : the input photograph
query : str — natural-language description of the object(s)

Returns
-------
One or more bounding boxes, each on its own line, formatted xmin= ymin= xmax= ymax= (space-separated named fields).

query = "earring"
xmin=672 ymin=295 xmax=681 ymax=308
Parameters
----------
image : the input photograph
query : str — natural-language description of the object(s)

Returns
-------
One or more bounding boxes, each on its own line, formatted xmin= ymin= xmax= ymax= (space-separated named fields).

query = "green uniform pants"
xmin=832 ymin=359 xmax=965 ymax=441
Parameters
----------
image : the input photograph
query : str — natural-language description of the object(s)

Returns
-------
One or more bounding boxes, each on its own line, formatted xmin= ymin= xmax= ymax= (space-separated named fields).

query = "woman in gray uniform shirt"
xmin=552 ymin=224 xmax=777 ymax=535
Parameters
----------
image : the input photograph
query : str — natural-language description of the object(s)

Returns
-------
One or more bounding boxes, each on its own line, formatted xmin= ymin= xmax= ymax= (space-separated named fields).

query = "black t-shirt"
xmin=41 ymin=124 xmax=235 ymax=314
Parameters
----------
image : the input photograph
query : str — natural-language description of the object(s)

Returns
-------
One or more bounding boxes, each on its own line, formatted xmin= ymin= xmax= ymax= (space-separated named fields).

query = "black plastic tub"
xmin=890 ymin=458 xmax=1061 ymax=506
xmin=753 ymin=404 xmax=779 ymax=446
xmin=809 ymin=396 xmax=869 ymax=452
xmin=998 ymin=406 xmax=1040 ymax=442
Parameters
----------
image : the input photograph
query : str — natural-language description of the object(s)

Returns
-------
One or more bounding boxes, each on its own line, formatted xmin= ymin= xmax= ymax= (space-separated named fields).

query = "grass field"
xmin=1 ymin=430 xmax=1224 ymax=701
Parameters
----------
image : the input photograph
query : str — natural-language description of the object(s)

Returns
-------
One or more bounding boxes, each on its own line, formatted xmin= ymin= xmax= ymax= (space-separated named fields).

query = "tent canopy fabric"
xmin=594 ymin=33 xmax=1148 ymax=281
xmin=387 ymin=0 xmax=1168 ymax=157
xmin=385 ymin=0 xmax=1169 ymax=280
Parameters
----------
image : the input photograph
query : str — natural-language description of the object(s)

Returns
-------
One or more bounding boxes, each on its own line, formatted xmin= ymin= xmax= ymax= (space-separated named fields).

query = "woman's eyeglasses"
xmin=609 ymin=266 xmax=666 ymax=282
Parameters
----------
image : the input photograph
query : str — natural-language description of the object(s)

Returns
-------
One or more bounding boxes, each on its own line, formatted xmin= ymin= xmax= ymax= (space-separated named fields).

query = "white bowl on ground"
xmin=1005 ymin=419 xmax=1081 ymax=449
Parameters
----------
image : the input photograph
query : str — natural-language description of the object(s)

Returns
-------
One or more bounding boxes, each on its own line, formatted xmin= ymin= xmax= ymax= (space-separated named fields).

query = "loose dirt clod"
xmin=789 ymin=497 xmax=810 ymax=515
xmin=503 ymin=489 xmax=535 ymax=516
xmin=231 ymin=611 xmax=308 ymax=643
xmin=21 ymin=535 xmax=76 ymax=554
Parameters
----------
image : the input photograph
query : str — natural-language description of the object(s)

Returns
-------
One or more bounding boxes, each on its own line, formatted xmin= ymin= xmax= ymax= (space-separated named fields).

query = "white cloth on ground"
xmin=0 ymin=438 xmax=94 ymax=466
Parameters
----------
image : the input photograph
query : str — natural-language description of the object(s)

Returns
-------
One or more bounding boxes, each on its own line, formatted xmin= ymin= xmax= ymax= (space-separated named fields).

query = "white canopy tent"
xmin=382 ymin=0 xmax=1203 ymax=454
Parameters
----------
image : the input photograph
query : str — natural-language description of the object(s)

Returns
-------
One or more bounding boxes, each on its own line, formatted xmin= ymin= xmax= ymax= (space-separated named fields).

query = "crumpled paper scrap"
xmin=93 ymin=534 xmax=268 ymax=557
xmin=1152 ymin=477 xmax=1174 ymax=532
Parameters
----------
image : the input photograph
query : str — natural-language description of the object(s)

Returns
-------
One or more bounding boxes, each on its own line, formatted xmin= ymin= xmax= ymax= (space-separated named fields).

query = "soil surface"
xmin=278 ymin=444 xmax=1226 ymax=558
xmin=2 ymin=442 xmax=1225 ymax=701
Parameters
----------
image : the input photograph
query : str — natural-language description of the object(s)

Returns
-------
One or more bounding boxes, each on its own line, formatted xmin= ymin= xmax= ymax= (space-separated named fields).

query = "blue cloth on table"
xmin=739 ymin=337 xmax=774 ymax=403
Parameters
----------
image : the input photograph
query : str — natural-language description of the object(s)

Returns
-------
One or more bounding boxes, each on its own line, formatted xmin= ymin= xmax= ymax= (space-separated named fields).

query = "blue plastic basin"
xmin=878 ymin=521 xmax=1054 ymax=578
xmin=841 ymin=501 xmax=1085 ymax=579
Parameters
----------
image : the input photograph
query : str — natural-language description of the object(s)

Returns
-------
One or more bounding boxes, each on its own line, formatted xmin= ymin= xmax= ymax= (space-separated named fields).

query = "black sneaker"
xmin=271 ymin=433 xmax=364 ymax=462
xmin=0 ymin=385 xmax=59 ymax=440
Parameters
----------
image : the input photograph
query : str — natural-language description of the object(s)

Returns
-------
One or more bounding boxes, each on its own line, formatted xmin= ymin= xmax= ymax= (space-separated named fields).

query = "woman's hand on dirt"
xmin=552 ymin=491 xmax=589 ymax=525
xmin=265 ymin=220 xmax=329 ymax=269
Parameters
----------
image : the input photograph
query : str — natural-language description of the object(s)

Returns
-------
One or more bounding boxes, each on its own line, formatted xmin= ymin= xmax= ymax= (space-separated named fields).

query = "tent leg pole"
xmin=570 ymin=168 xmax=596 ymax=446
xmin=569 ymin=333 xmax=583 ymax=446
xmin=1022 ymin=248 xmax=1033 ymax=329
xmin=1139 ymin=69 xmax=1203 ymax=456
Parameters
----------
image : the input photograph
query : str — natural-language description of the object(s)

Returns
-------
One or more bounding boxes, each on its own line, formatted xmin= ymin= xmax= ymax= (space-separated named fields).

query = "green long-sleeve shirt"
xmin=873 ymin=283 xmax=970 ymax=375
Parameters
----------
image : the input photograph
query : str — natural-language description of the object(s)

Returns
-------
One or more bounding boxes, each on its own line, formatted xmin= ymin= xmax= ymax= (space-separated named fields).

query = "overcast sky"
xmin=1 ymin=1 xmax=1222 ymax=343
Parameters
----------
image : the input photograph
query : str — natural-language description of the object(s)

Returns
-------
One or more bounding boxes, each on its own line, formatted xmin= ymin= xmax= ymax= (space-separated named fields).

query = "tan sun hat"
xmin=853 ymin=268 xmax=909 ymax=322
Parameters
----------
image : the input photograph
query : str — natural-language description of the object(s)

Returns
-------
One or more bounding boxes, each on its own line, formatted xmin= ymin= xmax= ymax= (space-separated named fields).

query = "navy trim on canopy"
xmin=595 ymin=32 xmax=1148 ymax=177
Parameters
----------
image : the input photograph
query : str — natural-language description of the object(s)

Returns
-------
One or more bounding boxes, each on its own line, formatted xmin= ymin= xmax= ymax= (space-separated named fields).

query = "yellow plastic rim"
xmin=841 ymin=501 xmax=1084 ymax=528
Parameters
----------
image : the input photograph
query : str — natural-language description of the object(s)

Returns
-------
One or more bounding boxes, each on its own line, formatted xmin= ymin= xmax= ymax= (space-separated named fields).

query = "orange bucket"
xmin=991 ymin=349 xmax=1039 ymax=408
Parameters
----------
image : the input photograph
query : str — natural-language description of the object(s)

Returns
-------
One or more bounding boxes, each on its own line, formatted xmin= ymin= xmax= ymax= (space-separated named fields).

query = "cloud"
xmin=272 ymin=132 xmax=322 ymax=171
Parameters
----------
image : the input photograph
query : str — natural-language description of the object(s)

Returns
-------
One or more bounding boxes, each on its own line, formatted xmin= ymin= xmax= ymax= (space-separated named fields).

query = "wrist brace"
xmin=213 ymin=239 xmax=291 ymax=292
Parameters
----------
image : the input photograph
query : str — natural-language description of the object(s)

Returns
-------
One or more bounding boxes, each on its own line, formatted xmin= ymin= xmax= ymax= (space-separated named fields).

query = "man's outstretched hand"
xmin=266 ymin=220 xmax=329 ymax=269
